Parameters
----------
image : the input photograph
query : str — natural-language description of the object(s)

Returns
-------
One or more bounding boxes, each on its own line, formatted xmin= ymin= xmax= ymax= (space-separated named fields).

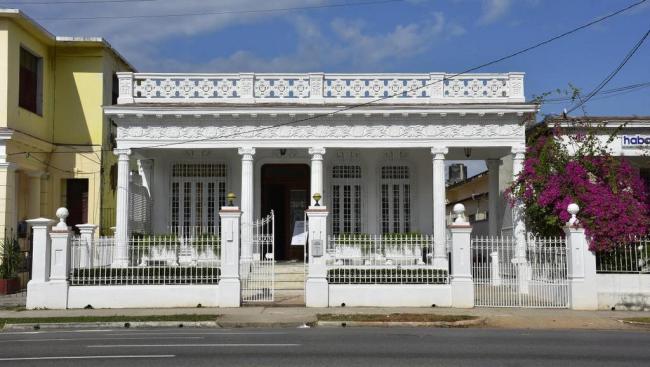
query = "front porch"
xmin=119 ymin=146 xmax=519 ymax=263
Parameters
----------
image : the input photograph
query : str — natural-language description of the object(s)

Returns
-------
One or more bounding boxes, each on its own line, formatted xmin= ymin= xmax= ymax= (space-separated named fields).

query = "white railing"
xmin=117 ymin=72 xmax=525 ymax=104
xmin=596 ymin=238 xmax=650 ymax=273
xmin=471 ymin=235 xmax=568 ymax=308
xmin=69 ymin=235 xmax=221 ymax=286
xmin=325 ymin=234 xmax=448 ymax=284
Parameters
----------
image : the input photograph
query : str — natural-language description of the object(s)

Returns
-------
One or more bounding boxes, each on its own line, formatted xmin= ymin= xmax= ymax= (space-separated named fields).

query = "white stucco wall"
xmin=596 ymin=273 xmax=650 ymax=311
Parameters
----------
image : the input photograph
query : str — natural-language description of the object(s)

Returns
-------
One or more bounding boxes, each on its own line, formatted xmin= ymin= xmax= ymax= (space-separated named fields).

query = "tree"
xmin=507 ymin=118 xmax=649 ymax=251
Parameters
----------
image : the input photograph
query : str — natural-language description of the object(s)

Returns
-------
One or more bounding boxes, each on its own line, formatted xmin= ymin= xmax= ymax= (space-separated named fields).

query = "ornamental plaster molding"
xmin=117 ymin=123 xmax=523 ymax=142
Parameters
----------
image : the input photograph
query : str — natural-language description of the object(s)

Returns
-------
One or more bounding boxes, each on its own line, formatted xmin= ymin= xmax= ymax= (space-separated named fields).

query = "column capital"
xmin=0 ymin=162 xmax=18 ymax=171
xmin=511 ymin=144 xmax=526 ymax=157
xmin=308 ymin=147 xmax=326 ymax=158
xmin=431 ymin=146 xmax=448 ymax=158
xmin=238 ymin=147 xmax=256 ymax=158
xmin=485 ymin=159 xmax=501 ymax=170
xmin=113 ymin=148 xmax=132 ymax=157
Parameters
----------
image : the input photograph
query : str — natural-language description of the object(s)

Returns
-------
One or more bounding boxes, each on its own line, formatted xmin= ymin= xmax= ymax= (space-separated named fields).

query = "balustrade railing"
xmin=325 ymin=234 xmax=448 ymax=284
xmin=117 ymin=72 xmax=525 ymax=104
xmin=69 ymin=234 xmax=221 ymax=286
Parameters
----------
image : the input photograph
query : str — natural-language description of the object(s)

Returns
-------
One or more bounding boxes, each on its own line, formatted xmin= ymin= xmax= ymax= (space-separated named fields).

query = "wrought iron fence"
xmin=325 ymin=234 xmax=448 ymax=284
xmin=596 ymin=238 xmax=650 ymax=274
xmin=69 ymin=234 xmax=221 ymax=286
xmin=471 ymin=235 xmax=568 ymax=308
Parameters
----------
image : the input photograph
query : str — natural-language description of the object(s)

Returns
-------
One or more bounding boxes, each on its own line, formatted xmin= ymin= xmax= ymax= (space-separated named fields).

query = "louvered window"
xmin=380 ymin=166 xmax=412 ymax=233
xmin=331 ymin=165 xmax=362 ymax=235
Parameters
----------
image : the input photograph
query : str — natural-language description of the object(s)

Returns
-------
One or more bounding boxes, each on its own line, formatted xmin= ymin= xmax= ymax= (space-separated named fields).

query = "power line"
xmin=35 ymin=0 xmax=404 ymax=21
xmin=567 ymin=26 xmax=650 ymax=114
xmin=6 ymin=0 xmax=648 ymax=157
xmin=536 ymin=81 xmax=650 ymax=104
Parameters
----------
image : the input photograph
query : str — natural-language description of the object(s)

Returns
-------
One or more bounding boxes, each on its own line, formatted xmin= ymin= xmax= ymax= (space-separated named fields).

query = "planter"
xmin=0 ymin=278 xmax=20 ymax=295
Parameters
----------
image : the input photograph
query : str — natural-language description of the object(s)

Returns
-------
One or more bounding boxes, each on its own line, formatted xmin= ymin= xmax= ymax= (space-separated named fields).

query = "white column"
xmin=564 ymin=203 xmax=598 ymax=310
xmin=449 ymin=204 xmax=474 ymax=308
xmin=238 ymin=147 xmax=255 ymax=262
xmin=113 ymin=148 xmax=131 ymax=267
xmin=431 ymin=146 xmax=448 ymax=269
xmin=27 ymin=171 xmax=44 ymax=219
xmin=486 ymin=159 xmax=501 ymax=236
xmin=511 ymin=144 xmax=529 ymax=294
xmin=511 ymin=145 xmax=527 ymax=255
xmin=308 ymin=147 xmax=326 ymax=206
xmin=76 ymin=223 xmax=98 ymax=268
xmin=305 ymin=206 xmax=328 ymax=307
xmin=219 ymin=206 xmax=242 ymax=307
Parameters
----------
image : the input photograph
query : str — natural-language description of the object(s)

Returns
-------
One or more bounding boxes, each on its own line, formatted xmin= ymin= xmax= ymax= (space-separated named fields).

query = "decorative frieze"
xmin=117 ymin=123 xmax=523 ymax=141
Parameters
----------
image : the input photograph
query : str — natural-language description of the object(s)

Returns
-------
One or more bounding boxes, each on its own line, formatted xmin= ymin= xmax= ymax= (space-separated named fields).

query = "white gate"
xmin=471 ymin=235 xmax=568 ymax=308
xmin=241 ymin=211 xmax=275 ymax=303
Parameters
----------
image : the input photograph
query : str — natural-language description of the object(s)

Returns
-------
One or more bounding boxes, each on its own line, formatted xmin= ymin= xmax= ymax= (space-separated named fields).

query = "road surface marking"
xmin=0 ymin=336 xmax=203 ymax=343
xmin=0 ymin=329 xmax=113 ymax=335
xmin=88 ymin=343 xmax=300 ymax=348
xmin=106 ymin=332 xmax=288 ymax=336
xmin=0 ymin=355 xmax=174 ymax=361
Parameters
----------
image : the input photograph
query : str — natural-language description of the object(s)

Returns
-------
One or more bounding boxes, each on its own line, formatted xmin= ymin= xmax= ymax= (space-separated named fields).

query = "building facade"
xmin=0 ymin=9 xmax=134 ymax=242
xmin=105 ymin=72 xmax=537 ymax=262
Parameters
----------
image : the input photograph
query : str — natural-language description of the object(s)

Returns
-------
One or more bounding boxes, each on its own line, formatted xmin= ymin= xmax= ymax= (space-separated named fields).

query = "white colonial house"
xmin=104 ymin=72 xmax=534 ymax=261
xmin=25 ymin=72 xmax=649 ymax=310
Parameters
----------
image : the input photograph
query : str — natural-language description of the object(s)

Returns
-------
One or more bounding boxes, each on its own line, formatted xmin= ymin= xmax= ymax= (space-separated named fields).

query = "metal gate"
xmin=241 ymin=211 xmax=275 ymax=303
xmin=471 ymin=235 xmax=568 ymax=308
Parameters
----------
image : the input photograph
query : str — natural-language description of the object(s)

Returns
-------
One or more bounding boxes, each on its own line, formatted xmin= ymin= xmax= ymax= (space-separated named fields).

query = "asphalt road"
xmin=0 ymin=326 xmax=649 ymax=366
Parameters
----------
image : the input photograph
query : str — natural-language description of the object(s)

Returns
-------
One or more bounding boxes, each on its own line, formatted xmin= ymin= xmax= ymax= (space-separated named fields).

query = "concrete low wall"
xmin=596 ymin=273 xmax=650 ymax=311
xmin=67 ymin=285 xmax=220 ymax=309
xmin=328 ymin=284 xmax=452 ymax=307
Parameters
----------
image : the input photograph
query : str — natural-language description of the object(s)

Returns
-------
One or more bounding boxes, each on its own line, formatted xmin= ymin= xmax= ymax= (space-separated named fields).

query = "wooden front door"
xmin=261 ymin=164 xmax=310 ymax=261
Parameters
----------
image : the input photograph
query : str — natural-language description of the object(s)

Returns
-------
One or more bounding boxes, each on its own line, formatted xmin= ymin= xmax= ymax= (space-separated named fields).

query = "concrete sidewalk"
xmin=1 ymin=304 xmax=649 ymax=330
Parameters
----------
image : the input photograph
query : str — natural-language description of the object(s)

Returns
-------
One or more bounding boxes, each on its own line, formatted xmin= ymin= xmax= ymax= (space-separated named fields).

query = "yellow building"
xmin=0 ymin=9 xmax=134 ymax=241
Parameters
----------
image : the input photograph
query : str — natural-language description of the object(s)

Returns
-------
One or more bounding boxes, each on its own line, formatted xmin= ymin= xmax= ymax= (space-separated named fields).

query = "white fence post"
xmin=26 ymin=208 xmax=71 ymax=309
xmin=25 ymin=217 xmax=54 ymax=309
xmin=305 ymin=203 xmax=328 ymax=307
xmin=449 ymin=204 xmax=474 ymax=308
xmin=219 ymin=205 xmax=242 ymax=307
xmin=490 ymin=251 xmax=502 ymax=286
xmin=76 ymin=224 xmax=98 ymax=269
xmin=564 ymin=203 xmax=598 ymax=310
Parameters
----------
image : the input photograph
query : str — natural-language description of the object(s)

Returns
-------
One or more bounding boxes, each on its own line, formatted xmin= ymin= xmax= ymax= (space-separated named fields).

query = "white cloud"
xmin=169 ymin=12 xmax=465 ymax=72
xmin=478 ymin=0 xmax=512 ymax=25
xmin=22 ymin=1 xmax=464 ymax=72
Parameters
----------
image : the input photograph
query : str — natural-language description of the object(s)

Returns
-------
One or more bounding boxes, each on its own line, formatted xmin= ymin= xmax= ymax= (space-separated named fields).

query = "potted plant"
xmin=0 ymin=232 xmax=21 ymax=295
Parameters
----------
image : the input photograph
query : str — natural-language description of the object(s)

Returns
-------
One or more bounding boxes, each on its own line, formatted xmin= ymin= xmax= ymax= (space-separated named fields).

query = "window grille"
xmin=380 ymin=165 xmax=412 ymax=233
xmin=331 ymin=165 xmax=363 ymax=235
xmin=169 ymin=163 xmax=228 ymax=236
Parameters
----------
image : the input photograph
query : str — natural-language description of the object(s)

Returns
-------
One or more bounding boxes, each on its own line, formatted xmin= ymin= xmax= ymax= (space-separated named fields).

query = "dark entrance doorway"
xmin=261 ymin=164 xmax=310 ymax=261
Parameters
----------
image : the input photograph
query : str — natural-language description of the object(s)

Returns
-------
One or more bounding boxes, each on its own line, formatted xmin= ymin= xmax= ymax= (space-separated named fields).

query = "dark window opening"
xmin=19 ymin=47 xmax=43 ymax=115
xmin=112 ymin=73 xmax=119 ymax=105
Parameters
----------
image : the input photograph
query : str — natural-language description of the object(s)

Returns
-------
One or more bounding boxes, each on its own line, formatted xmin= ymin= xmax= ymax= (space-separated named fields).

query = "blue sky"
xmin=12 ymin=0 xmax=647 ymax=117
xmin=8 ymin=0 xmax=650 ymax=174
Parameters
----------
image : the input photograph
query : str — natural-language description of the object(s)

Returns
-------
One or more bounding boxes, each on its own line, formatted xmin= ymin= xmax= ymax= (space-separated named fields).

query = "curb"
xmin=315 ymin=317 xmax=485 ymax=328
xmin=217 ymin=321 xmax=311 ymax=328
xmin=618 ymin=320 xmax=650 ymax=327
xmin=2 ymin=321 xmax=221 ymax=331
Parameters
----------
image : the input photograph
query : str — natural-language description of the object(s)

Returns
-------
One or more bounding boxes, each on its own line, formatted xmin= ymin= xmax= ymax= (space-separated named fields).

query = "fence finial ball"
xmin=453 ymin=203 xmax=468 ymax=224
xmin=55 ymin=207 xmax=69 ymax=229
xmin=567 ymin=203 xmax=580 ymax=226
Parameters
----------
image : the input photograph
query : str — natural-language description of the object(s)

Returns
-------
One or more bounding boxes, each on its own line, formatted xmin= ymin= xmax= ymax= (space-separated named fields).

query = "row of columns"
xmin=112 ymin=145 xmax=527 ymax=266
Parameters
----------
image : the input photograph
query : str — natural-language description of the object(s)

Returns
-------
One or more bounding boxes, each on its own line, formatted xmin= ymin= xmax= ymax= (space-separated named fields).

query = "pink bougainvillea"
xmin=507 ymin=122 xmax=649 ymax=252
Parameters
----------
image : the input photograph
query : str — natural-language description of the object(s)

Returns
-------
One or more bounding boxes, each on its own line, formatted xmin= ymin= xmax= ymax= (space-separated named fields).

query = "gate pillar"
xmin=449 ymin=204 xmax=474 ymax=308
xmin=564 ymin=204 xmax=598 ymax=310
xmin=219 ymin=205 xmax=242 ymax=307
xmin=305 ymin=204 xmax=329 ymax=307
